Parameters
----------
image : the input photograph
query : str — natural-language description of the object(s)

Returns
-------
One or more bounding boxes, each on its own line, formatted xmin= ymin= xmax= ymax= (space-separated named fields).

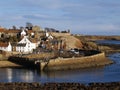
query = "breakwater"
xmin=0 ymin=82 xmax=119 ymax=90
xmin=41 ymin=52 xmax=113 ymax=71
xmin=8 ymin=52 xmax=113 ymax=71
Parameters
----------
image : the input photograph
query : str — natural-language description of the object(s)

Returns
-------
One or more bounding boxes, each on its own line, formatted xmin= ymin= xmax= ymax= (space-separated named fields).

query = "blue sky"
xmin=0 ymin=0 xmax=120 ymax=35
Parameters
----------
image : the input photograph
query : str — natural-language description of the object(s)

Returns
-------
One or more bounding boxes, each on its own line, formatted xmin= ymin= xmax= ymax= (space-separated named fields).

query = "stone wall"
xmin=8 ymin=52 xmax=113 ymax=71
xmin=41 ymin=52 xmax=113 ymax=71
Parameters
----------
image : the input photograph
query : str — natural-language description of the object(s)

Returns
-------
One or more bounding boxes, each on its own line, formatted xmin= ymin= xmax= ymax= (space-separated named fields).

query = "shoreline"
xmin=0 ymin=82 xmax=119 ymax=90
xmin=0 ymin=61 xmax=22 ymax=68
xmin=0 ymin=52 xmax=114 ymax=70
xmin=41 ymin=52 xmax=113 ymax=71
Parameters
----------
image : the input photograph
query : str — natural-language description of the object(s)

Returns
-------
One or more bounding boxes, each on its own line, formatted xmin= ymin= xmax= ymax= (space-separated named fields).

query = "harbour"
xmin=0 ymin=52 xmax=119 ymax=83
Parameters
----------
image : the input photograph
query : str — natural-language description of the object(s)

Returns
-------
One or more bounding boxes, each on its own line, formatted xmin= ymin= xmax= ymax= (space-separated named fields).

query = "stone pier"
xmin=39 ymin=52 xmax=113 ymax=71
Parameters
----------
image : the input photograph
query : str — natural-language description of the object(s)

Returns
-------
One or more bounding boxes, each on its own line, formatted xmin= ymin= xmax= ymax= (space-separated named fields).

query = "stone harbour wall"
xmin=8 ymin=52 xmax=113 ymax=71
xmin=41 ymin=52 xmax=113 ymax=71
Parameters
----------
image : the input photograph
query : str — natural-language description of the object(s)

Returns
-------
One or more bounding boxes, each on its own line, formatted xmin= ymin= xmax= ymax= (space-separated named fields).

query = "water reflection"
xmin=0 ymin=68 xmax=41 ymax=82
xmin=0 ymin=53 xmax=120 ymax=83
xmin=0 ymin=67 xmax=105 ymax=83
xmin=7 ymin=69 xmax=12 ymax=82
xmin=42 ymin=67 xmax=105 ymax=83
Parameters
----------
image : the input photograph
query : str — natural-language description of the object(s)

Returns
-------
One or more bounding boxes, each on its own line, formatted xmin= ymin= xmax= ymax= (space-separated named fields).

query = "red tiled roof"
xmin=0 ymin=42 xmax=9 ymax=47
xmin=0 ymin=28 xmax=5 ymax=32
xmin=6 ymin=29 xmax=20 ymax=33
xmin=0 ymin=28 xmax=20 ymax=34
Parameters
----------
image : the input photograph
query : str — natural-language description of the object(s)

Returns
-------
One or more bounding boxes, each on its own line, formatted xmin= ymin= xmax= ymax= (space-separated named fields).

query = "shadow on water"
xmin=41 ymin=66 xmax=105 ymax=83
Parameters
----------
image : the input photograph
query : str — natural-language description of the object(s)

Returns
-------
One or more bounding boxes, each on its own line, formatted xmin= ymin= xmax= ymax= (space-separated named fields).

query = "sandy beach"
xmin=0 ymin=61 xmax=22 ymax=68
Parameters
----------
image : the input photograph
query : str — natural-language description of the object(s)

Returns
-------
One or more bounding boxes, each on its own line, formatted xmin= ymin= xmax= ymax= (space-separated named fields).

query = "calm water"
xmin=96 ymin=40 xmax=120 ymax=45
xmin=0 ymin=53 xmax=119 ymax=83
xmin=0 ymin=40 xmax=120 ymax=83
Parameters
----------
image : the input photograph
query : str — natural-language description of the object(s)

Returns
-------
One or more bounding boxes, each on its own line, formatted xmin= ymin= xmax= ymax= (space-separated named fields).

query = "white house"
xmin=16 ymin=36 xmax=37 ymax=53
xmin=0 ymin=42 xmax=12 ymax=52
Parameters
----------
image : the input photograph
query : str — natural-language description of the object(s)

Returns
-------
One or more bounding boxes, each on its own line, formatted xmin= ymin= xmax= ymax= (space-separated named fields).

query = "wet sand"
xmin=0 ymin=61 xmax=22 ymax=68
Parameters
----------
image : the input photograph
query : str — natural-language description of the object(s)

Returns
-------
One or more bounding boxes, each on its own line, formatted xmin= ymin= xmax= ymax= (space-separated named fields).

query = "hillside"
xmin=52 ymin=33 xmax=83 ymax=49
xmin=62 ymin=35 xmax=83 ymax=49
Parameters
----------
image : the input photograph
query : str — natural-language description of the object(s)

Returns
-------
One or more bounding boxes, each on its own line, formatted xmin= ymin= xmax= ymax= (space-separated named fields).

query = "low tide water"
xmin=0 ymin=40 xmax=120 ymax=83
xmin=96 ymin=40 xmax=120 ymax=45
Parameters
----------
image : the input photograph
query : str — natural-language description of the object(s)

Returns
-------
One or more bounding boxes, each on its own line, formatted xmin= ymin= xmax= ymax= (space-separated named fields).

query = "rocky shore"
xmin=77 ymin=35 xmax=120 ymax=41
xmin=0 ymin=82 xmax=119 ymax=90
xmin=75 ymin=35 xmax=120 ymax=54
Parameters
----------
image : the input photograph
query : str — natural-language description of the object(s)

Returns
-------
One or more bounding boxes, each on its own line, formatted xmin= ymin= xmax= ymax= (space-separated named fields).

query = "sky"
xmin=0 ymin=0 xmax=120 ymax=35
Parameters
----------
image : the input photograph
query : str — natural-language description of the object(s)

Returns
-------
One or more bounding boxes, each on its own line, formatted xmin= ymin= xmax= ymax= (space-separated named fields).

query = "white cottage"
xmin=16 ymin=36 xmax=37 ymax=53
xmin=0 ymin=42 xmax=12 ymax=52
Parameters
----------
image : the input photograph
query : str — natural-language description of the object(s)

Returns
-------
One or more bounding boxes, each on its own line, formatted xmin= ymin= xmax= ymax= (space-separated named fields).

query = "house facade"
xmin=0 ymin=42 xmax=12 ymax=52
xmin=16 ymin=36 xmax=37 ymax=53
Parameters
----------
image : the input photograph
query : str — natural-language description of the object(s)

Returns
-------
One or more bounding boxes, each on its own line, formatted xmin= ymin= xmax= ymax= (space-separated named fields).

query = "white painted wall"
xmin=16 ymin=36 xmax=37 ymax=53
